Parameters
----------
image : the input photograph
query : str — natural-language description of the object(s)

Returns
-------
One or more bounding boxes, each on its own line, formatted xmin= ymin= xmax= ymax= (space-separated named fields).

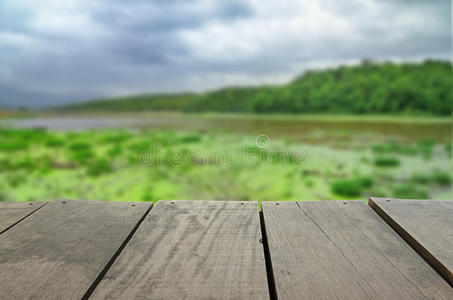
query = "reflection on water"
xmin=3 ymin=114 xmax=451 ymax=144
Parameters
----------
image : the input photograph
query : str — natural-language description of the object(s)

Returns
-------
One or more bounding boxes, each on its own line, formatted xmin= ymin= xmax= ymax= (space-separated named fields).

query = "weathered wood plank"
xmin=369 ymin=197 xmax=453 ymax=286
xmin=91 ymin=200 xmax=269 ymax=299
xmin=0 ymin=199 xmax=152 ymax=299
xmin=262 ymin=200 xmax=453 ymax=299
xmin=0 ymin=202 xmax=46 ymax=234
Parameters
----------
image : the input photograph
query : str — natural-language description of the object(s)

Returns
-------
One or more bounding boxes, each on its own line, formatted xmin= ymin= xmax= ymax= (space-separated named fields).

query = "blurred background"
xmin=0 ymin=0 xmax=451 ymax=203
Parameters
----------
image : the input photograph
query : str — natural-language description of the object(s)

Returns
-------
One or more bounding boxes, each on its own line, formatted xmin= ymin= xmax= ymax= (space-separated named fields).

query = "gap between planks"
xmin=82 ymin=203 xmax=154 ymax=299
xmin=259 ymin=210 xmax=278 ymax=300
xmin=369 ymin=197 xmax=453 ymax=287
xmin=0 ymin=202 xmax=48 ymax=235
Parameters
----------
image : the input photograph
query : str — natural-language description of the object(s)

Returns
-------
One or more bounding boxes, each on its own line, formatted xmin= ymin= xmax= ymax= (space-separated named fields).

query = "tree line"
xmin=61 ymin=60 xmax=452 ymax=115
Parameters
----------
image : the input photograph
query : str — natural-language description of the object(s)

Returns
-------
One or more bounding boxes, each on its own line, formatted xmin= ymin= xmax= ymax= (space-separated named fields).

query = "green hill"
xmin=60 ymin=60 xmax=453 ymax=115
xmin=61 ymin=93 xmax=198 ymax=112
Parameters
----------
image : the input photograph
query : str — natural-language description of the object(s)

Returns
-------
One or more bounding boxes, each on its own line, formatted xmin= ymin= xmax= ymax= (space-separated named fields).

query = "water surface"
xmin=3 ymin=114 xmax=451 ymax=145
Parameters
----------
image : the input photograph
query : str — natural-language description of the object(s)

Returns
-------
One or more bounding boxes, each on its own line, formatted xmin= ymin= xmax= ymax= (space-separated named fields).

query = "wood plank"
xmin=0 ymin=199 xmax=152 ymax=299
xmin=369 ymin=197 xmax=453 ymax=286
xmin=91 ymin=200 xmax=269 ymax=299
xmin=262 ymin=200 xmax=453 ymax=299
xmin=0 ymin=202 xmax=46 ymax=234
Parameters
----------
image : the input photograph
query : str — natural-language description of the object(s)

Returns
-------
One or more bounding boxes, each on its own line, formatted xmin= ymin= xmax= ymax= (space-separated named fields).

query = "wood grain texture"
xmin=0 ymin=202 xmax=46 ymax=234
xmin=262 ymin=200 xmax=453 ymax=299
xmin=0 ymin=199 xmax=152 ymax=299
xmin=369 ymin=197 xmax=453 ymax=286
xmin=91 ymin=200 xmax=269 ymax=299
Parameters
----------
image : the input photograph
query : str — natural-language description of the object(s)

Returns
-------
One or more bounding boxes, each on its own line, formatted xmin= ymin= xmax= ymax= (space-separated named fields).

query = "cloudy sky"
xmin=0 ymin=0 xmax=451 ymax=108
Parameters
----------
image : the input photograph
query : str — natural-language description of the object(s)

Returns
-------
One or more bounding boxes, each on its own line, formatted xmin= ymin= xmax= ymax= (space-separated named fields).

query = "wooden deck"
xmin=0 ymin=198 xmax=451 ymax=299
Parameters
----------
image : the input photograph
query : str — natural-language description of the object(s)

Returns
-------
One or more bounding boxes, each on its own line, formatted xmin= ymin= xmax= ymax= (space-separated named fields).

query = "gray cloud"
xmin=0 ymin=0 xmax=450 ymax=108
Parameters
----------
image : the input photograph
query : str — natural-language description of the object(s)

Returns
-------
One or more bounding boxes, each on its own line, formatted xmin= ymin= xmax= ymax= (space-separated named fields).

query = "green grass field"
xmin=0 ymin=118 xmax=451 ymax=202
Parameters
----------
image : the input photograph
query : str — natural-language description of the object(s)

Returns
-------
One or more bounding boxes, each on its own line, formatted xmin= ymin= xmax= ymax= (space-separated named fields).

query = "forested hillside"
xmin=61 ymin=93 xmax=198 ymax=111
xmin=61 ymin=60 xmax=452 ymax=115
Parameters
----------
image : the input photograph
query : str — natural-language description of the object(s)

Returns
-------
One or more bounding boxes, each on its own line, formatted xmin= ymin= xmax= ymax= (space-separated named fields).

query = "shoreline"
xmin=8 ymin=110 xmax=452 ymax=125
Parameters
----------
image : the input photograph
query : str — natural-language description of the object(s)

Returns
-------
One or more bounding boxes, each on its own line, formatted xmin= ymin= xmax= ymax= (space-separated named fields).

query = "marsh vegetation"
xmin=0 ymin=114 xmax=450 ymax=203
